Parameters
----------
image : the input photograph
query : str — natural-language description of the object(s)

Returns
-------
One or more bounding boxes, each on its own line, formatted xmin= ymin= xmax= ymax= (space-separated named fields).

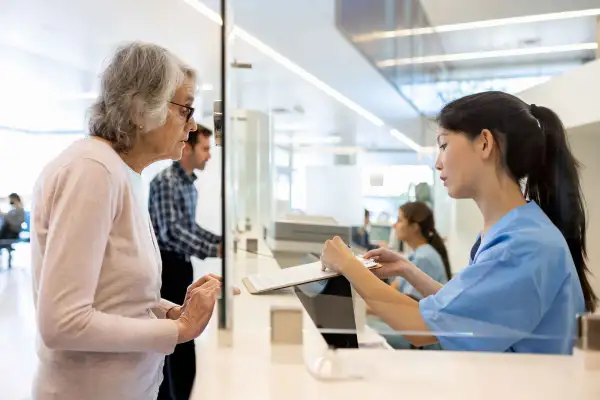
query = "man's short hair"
xmin=187 ymin=124 xmax=213 ymax=147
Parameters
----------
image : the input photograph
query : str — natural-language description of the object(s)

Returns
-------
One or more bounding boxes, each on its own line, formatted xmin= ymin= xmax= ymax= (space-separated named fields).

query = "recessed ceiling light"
xmin=377 ymin=43 xmax=598 ymax=67
xmin=353 ymin=9 xmax=600 ymax=42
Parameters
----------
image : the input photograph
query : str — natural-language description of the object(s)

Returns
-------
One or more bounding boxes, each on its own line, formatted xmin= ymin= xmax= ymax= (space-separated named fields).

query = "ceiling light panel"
xmin=353 ymin=8 xmax=600 ymax=42
xmin=377 ymin=43 xmax=598 ymax=67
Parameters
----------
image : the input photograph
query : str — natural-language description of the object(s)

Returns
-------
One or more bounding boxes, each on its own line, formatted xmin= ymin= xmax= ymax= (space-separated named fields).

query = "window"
xmin=0 ymin=129 xmax=84 ymax=200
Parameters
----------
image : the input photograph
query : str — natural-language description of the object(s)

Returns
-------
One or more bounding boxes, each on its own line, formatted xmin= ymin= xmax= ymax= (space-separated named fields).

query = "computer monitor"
xmin=294 ymin=256 xmax=359 ymax=349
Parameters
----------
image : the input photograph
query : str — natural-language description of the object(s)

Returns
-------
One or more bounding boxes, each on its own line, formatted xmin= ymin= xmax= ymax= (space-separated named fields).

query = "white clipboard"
xmin=242 ymin=257 xmax=381 ymax=294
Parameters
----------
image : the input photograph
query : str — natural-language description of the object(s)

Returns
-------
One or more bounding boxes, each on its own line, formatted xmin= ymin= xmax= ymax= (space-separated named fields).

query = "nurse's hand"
xmin=363 ymin=248 xmax=413 ymax=279
xmin=320 ymin=236 xmax=356 ymax=273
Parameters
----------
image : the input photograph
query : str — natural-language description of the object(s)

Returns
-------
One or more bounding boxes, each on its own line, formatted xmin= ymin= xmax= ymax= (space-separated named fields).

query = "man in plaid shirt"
xmin=149 ymin=125 xmax=221 ymax=400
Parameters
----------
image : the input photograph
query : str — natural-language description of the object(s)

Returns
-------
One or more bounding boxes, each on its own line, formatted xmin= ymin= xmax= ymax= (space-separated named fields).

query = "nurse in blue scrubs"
xmin=320 ymin=91 xmax=597 ymax=354
xmin=367 ymin=201 xmax=450 ymax=350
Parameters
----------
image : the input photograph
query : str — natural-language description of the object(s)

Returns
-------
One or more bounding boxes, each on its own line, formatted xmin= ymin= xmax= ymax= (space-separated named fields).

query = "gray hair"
xmin=88 ymin=42 xmax=196 ymax=153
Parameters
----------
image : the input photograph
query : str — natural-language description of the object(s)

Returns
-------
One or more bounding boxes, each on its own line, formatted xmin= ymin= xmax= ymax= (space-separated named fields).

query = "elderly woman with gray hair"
xmin=30 ymin=42 xmax=220 ymax=399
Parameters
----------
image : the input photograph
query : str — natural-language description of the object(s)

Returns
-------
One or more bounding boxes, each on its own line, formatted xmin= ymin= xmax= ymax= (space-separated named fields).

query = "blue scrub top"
xmin=397 ymin=244 xmax=448 ymax=300
xmin=419 ymin=202 xmax=585 ymax=354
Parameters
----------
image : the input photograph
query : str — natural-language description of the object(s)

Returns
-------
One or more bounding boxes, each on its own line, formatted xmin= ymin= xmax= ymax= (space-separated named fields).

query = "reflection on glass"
xmin=335 ymin=0 xmax=596 ymax=116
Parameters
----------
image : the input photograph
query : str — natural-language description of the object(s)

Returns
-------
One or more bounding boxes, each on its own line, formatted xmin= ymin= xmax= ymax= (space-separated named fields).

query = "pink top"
xmin=31 ymin=138 xmax=180 ymax=400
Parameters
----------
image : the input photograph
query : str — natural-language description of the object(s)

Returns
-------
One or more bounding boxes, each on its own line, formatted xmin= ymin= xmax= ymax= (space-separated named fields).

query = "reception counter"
xmin=192 ymin=237 xmax=600 ymax=400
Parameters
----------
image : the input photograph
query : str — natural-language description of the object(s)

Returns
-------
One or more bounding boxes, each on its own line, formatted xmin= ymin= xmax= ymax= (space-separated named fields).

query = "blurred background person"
xmin=149 ymin=125 xmax=221 ymax=400
xmin=351 ymin=209 xmax=379 ymax=251
xmin=0 ymin=193 xmax=25 ymax=240
xmin=0 ymin=193 xmax=26 ymax=268
xmin=367 ymin=201 xmax=450 ymax=349
xmin=391 ymin=201 xmax=451 ymax=299
xmin=30 ymin=42 xmax=221 ymax=400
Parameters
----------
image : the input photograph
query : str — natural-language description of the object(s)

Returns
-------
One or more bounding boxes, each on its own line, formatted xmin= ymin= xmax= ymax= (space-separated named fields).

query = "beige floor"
xmin=0 ymin=244 xmax=36 ymax=400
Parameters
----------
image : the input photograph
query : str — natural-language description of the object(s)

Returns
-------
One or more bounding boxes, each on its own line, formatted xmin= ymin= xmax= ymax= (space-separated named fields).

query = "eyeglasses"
xmin=169 ymin=101 xmax=195 ymax=122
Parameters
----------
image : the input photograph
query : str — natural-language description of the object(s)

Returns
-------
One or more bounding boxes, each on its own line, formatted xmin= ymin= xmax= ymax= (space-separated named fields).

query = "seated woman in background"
xmin=367 ymin=201 xmax=450 ymax=349
xmin=0 ymin=193 xmax=25 ymax=240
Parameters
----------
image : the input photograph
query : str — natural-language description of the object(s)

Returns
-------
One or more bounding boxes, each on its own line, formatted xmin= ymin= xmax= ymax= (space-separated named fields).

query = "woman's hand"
xmin=183 ymin=274 xmax=222 ymax=306
xmin=363 ymin=248 xmax=414 ymax=279
xmin=175 ymin=277 xmax=221 ymax=343
xmin=166 ymin=305 xmax=183 ymax=320
xmin=320 ymin=236 xmax=356 ymax=274
xmin=168 ymin=274 xmax=242 ymax=321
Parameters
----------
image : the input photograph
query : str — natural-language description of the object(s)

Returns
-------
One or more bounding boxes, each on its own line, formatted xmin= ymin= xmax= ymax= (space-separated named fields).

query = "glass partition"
xmin=215 ymin=1 xmax=594 ymax=364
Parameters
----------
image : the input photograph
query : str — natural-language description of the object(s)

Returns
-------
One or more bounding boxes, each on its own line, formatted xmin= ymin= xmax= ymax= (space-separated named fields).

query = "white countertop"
xmin=192 ymin=237 xmax=600 ymax=400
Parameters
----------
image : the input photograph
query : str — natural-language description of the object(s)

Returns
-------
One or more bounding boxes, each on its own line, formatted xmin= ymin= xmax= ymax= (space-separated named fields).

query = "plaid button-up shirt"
xmin=148 ymin=162 xmax=220 ymax=260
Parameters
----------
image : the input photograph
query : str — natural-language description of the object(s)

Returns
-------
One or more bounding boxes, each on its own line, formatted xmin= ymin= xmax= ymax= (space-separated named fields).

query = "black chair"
xmin=0 ymin=239 xmax=18 ymax=269
xmin=0 ymin=211 xmax=30 ymax=269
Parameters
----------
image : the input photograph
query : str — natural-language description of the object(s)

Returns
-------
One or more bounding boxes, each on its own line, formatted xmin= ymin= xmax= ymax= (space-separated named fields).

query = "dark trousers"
xmin=0 ymin=224 xmax=19 ymax=240
xmin=157 ymin=251 xmax=196 ymax=400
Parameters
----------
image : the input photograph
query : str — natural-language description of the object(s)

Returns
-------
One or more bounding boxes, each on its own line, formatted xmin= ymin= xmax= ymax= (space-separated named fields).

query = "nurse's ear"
xmin=475 ymin=129 xmax=496 ymax=161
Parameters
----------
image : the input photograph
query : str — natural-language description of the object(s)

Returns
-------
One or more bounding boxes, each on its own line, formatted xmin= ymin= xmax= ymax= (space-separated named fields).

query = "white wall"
xmin=568 ymin=126 xmax=600 ymax=304
xmin=519 ymin=59 xmax=600 ymax=130
xmin=305 ymin=165 xmax=363 ymax=226
xmin=0 ymin=130 xmax=84 ymax=203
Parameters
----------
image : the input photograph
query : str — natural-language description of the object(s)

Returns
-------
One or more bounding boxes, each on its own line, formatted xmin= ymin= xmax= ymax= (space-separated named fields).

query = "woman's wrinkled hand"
xmin=175 ymin=277 xmax=221 ymax=343
xmin=320 ymin=236 xmax=356 ymax=274
xmin=166 ymin=274 xmax=222 ymax=320
xmin=183 ymin=274 xmax=221 ymax=306
xmin=169 ymin=274 xmax=241 ymax=321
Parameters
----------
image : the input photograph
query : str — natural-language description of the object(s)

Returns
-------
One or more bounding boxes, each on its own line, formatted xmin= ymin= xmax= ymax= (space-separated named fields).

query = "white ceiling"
xmin=0 ymin=0 xmax=427 ymax=153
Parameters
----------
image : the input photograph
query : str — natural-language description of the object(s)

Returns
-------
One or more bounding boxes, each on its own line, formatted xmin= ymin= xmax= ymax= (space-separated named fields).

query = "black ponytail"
xmin=527 ymin=105 xmax=597 ymax=312
xmin=428 ymin=229 xmax=452 ymax=281
xmin=400 ymin=201 xmax=452 ymax=280
xmin=439 ymin=91 xmax=597 ymax=312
